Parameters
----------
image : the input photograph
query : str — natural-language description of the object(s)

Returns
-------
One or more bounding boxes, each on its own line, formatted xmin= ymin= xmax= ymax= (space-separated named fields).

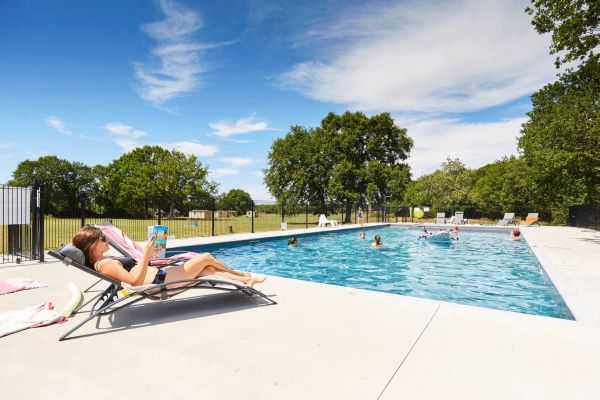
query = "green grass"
xmin=0 ymin=210 xmax=412 ymax=255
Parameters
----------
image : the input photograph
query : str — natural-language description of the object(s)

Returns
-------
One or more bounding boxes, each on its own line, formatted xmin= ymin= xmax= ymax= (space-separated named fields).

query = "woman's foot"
xmin=246 ymin=276 xmax=266 ymax=287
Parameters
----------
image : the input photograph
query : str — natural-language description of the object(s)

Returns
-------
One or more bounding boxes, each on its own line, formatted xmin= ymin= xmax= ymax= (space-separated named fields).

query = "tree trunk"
xmin=345 ymin=202 xmax=353 ymax=223
xmin=169 ymin=201 xmax=175 ymax=219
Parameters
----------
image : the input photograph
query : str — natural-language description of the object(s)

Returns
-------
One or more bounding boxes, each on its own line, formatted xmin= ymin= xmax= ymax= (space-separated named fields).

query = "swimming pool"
xmin=182 ymin=226 xmax=573 ymax=320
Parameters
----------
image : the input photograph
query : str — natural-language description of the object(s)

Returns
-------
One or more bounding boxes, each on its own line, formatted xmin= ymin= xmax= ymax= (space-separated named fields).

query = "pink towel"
xmin=0 ymin=302 xmax=67 ymax=337
xmin=0 ymin=278 xmax=48 ymax=295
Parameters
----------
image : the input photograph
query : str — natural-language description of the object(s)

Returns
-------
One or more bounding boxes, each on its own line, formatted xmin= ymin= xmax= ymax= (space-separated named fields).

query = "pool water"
xmin=189 ymin=226 xmax=573 ymax=319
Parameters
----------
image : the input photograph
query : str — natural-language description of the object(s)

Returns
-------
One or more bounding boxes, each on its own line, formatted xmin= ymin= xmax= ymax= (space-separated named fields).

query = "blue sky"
xmin=0 ymin=0 xmax=557 ymax=199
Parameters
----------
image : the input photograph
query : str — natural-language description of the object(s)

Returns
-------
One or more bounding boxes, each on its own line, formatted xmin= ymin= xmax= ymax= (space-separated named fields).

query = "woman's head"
xmin=512 ymin=229 xmax=521 ymax=237
xmin=288 ymin=237 xmax=298 ymax=246
xmin=72 ymin=226 xmax=108 ymax=265
xmin=374 ymin=234 xmax=381 ymax=244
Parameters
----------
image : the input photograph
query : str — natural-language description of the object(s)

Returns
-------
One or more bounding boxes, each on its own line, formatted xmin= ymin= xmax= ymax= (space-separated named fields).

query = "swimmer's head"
xmin=512 ymin=229 xmax=521 ymax=237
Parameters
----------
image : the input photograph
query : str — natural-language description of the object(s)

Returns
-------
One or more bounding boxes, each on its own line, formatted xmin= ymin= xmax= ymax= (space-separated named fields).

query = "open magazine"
xmin=147 ymin=225 xmax=168 ymax=259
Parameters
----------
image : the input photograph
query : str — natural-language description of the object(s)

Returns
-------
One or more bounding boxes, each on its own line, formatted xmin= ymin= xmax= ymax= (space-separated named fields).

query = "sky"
xmin=0 ymin=0 xmax=559 ymax=199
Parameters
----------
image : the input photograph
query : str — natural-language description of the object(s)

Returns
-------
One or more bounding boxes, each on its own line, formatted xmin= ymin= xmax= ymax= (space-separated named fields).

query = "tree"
xmin=526 ymin=0 xmax=600 ymax=67
xmin=9 ymin=156 xmax=96 ymax=215
xmin=518 ymin=55 xmax=600 ymax=206
xmin=103 ymin=146 xmax=214 ymax=218
xmin=265 ymin=112 xmax=413 ymax=221
xmin=471 ymin=156 xmax=536 ymax=217
xmin=219 ymin=189 xmax=252 ymax=214
xmin=404 ymin=158 xmax=473 ymax=211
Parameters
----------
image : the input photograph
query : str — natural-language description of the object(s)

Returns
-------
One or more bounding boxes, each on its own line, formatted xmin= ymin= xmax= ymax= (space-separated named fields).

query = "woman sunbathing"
xmin=72 ymin=226 xmax=265 ymax=288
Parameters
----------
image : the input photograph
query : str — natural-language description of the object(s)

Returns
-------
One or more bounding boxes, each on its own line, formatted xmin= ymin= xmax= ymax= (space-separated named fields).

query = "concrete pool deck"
xmin=1 ymin=224 xmax=600 ymax=399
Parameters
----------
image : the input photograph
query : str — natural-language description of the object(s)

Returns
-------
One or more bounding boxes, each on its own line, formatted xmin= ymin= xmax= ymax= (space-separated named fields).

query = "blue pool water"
xmin=186 ymin=226 xmax=573 ymax=319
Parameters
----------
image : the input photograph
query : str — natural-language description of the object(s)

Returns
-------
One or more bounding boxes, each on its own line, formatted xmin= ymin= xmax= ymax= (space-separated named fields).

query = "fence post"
xmin=80 ymin=197 xmax=86 ymax=228
xmin=31 ymin=184 xmax=38 ymax=260
xmin=251 ymin=200 xmax=255 ymax=233
xmin=281 ymin=203 xmax=285 ymax=223
xmin=211 ymin=197 xmax=215 ymax=236
xmin=38 ymin=184 xmax=45 ymax=262
xmin=157 ymin=202 xmax=162 ymax=225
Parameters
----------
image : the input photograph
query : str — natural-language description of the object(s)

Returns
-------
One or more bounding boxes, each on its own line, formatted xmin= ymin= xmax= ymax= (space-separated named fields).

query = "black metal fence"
xmin=568 ymin=204 xmax=599 ymax=231
xmin=3 ymin=183 xmax=546 ymax=264
xmin=1 ymin=184 xmax=44 ymax=264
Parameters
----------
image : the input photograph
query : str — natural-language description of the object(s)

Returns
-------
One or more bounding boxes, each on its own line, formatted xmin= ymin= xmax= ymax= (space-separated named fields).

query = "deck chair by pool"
xmin=453 ymin=211 xmax=466 ymax=225
xmin=93 ymin=222 xmax=198 ymax=266
xmin=435 ymin=213 xmax=446 ymax=224
xmin=49 ymin=245 xmax=276 ymax=341
xmin=497 ymin=212 xmax=515 ymax=226
xmin=522 ymin=213 xmax=540 ymax=226
xmin=318 ymin=214 xmax=338 ymax=228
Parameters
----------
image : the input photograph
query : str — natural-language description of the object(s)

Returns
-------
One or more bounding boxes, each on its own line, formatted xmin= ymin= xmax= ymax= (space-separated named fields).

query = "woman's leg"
xmin=165 ymin=256 xmax=265 ymax=287
xmin=194 ymin=253 xmax=250 ymax=277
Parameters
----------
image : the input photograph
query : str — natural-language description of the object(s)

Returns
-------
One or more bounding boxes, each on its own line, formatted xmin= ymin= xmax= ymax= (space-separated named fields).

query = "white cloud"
xmin=105 ymin=123 xmax=148 ymax=139
xmin=134 ymin=0 xmax=204 ymax=105
xmin=167 ymin=140 xmax=218 ymax=156
xmin=401 ymin=116 xmax=527 ymax=177
xmin=0 ymin=143 xmax=14 ymax=149
xmin=209 ymin=167 xmax=239 ymax=177
xmin=220 ymin=156 xmax=253 ymax=166
xmin=278 ymin=0 xmax=556 ymax=113
xmin=45 ymin=116 xmax=73 ymax=134
xmin=209 ymin=114 xmax=278 ymax=138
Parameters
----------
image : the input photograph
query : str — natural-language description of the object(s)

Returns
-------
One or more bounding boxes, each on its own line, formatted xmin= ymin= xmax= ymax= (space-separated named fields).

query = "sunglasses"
xmin=100 ymin=235 xmax=108 ymax=242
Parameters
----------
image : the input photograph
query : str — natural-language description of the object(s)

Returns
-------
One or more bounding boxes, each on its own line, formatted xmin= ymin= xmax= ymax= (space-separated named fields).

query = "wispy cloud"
xmin=45 ymin=116 xmax=73 ymax=134
xmin=277 ymin=0 xmax=556 ymax=113
xmin=167 ymin=140 xmax=218 ymax=157
xmin=134 ymin=0 xmax=204 ymax=105
xmin=219 ymin=156 xmax=253 ymax=166
xmin=400 ymin=116 xmax=527 ymax=176
xmin=209 ymin=114 xmax=278 ymax=138
xmin=0 ymin=143 xmax=14 ymax=150
xmin=209 ymin=167 xmax=239 ymax=177
xmin=104 ymin=122 xmax=218 ymax=156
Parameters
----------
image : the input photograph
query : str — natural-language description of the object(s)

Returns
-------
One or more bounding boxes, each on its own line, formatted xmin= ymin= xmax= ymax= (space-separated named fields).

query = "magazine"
xmin=147 ymin=225 xmax=168 ymax=259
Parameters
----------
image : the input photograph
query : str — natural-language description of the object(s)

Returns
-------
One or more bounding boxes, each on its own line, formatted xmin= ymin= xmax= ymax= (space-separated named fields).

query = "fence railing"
xmin=3 ymin=185 xmax=544 ymax=263
xmin=1 ymin=184 xmax=44 ymax=264
xmin=568 ymin=204 xmax=598 ymax=231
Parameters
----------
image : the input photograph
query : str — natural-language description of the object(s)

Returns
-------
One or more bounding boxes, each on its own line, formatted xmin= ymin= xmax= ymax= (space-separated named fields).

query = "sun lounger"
xmin=435 ymin=213 xmax=446 ymax=224
xmin=93 ymin=222 xmax=198 ymax=266
xmin=318 ymin=214 xmax=338 ymax=227
xmin=48 ymin=244 xmax=276 ymax=341
xmin=522 ymin=212 xmax=540 ymax=226
xmin=453 ymin=211 xmax=466 ymax=225
xmin=497 ymin=212 xmax=515 ymax=226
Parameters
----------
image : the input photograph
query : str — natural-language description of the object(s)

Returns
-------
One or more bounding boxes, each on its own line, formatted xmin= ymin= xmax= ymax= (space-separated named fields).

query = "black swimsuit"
xmin=93 ymin=257 xmax=167 ymax=284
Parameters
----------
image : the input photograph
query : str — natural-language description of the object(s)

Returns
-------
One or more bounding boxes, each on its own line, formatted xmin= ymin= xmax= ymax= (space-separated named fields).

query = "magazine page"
xmin=147 ymin=225 xmax=168 ymax=259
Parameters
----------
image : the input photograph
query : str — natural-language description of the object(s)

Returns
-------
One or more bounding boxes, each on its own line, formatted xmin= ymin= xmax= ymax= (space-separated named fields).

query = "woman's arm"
xmin=97 ymin=237 xmax=155 ymax=286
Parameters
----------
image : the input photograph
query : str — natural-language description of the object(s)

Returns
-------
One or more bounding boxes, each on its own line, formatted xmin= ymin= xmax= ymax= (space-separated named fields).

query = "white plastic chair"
xmin=318 ymin=214 xmax=338 ymax=227
xmin=435 ymin=212 xmax=446 ymax=224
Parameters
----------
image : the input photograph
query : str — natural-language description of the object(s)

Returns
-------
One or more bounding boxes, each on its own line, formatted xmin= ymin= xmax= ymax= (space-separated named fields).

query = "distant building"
xmin=214 ymin=210 xmax=238 ymax=218
xmin=246 ymin=211 xmax=259 ymax=217
xmin=189 ymin=209 xmax=212 ymax=219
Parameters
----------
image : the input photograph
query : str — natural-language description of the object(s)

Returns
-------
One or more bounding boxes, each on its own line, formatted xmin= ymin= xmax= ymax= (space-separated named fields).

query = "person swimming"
xmin=359 ymin=231 xmax=366 ymax=239
xmin=418 ymin=227 xmax=432 ymax=239
xmin=510 ymin=229 xmax=521 ymax=241
xmin=372 ymin=234 xmax=382 ymax=248
xmin=288 ymin=236 xmax=298 ymax=247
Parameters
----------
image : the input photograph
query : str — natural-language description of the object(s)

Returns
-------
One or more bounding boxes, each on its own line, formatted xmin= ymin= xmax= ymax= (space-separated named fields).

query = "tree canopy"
xmin=518 ymin=55 xmax=600 ymax=206
xmin=219 ymin=189 xmax=252 ymax=214
xmin=526 ymin=0 xmax=600 ymax=67
xmin=264 ymin=111 xmax=412 ymax=219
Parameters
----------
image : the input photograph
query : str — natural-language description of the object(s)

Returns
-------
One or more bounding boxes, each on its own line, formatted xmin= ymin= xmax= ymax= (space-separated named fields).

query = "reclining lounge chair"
xmin=453 ymin=211 xmax=466 ymax=225
xmin=318 ymin=214 xmax=338 ymax=228
xmin=497 ymin=212 xmax=515 ymax=226
xmin=49 ymin=244 xmax=276 ymax=341
xmin=522 ymin=212 xmax=540 ymax=226
xmin=435 ymin=213 xmax=446 ymax=224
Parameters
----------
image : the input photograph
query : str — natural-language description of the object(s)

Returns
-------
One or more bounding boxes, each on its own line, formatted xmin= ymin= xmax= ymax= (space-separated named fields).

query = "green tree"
xmin=219 ymin=189 xmax=252 ymax=214
xmin=404 ymin=158 xmax=473 ymax=211
xmin=265 ymin=112 xmax=412 ymax=221
xmin=103 ymin=146 xmax=214 ymax=218
xmin=471 ymin=156 xmax=536 ymax=217
xmin=526 ymin=0 xmax=600 ymax=67
xmin=9 ymin=156 xmax=96 ymax=215
xmin=518 ymin=55 xmax=600 ymax=206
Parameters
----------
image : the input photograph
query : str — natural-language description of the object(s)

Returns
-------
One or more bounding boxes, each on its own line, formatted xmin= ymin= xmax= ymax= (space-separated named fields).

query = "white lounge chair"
xmin=453 ymin=211 xmax=466 ymax=225
xmin=435 ymin=212 xmax=446 ymax=224
xmin=497 ymin=212 xmax=515 ymax=226
xmin=318 ymin=214 xmax=338 ymax=227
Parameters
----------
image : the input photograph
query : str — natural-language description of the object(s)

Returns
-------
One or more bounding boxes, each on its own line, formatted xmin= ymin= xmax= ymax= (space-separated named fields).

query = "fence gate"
xmin=1 ymin=184 xmax=44 ymax=264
